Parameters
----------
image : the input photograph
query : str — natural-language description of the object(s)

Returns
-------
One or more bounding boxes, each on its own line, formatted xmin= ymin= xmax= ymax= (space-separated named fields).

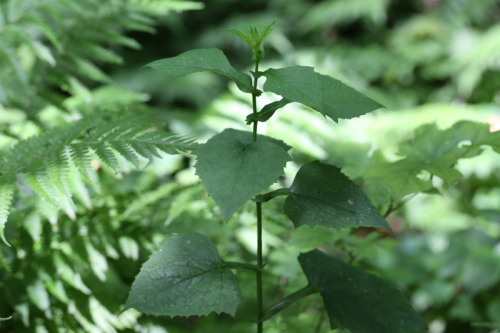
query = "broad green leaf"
xmin=246 ymin=98 xmax=291 ymax=124
xmin=299 ymin=249 xmax=427 ymax=333
xmin=194 ymin=132 xmax=291 ymax=221
xmin=260 ymin=66 xmax=383 ymax=122
xmin=121 ymin=233 xmax=242 ymax=317
xmin=226 ymin=21 xmax=275 ymax=62
xmin=281 ymin=161 xmax=390 ymax=230
xmin=213 ymin=128 xmax=291 ymax=151
xmin=145 ymin=48 xmax=259 ymax=95
xmin=364 ymin=121 xmax=500 ymax=200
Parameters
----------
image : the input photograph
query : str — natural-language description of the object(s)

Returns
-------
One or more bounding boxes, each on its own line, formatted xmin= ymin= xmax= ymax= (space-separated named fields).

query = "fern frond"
xmin=69 ymin=144 xmax=97 ymax=184
xmin=25 ymin=159 xmax=59 ymax=206
xmin=0 ymin=115 xmax=199 ymax=221
xmin=0 ymin=177 xmax=15 ymax=246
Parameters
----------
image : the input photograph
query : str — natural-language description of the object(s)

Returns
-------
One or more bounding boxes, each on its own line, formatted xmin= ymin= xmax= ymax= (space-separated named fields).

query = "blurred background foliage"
xmin=1 ymin=0 xmax=500 ymax=332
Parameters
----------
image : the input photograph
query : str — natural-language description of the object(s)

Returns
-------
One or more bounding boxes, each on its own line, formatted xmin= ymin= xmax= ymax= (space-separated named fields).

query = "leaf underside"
xmin=193 ymin=130 xmax=291 ymax=222
xmin=246 ymin=98 xmax=291 ymax=124
xmin=284 ymin=161 xmax=391 ymax=230
xmin=260 ymin=66 xmax=383 ymax=122
xmin=145 ymin=48 xmax=259 ymax=95
xmin=121 ymin=233 xmax=242 ymax=317
xmin=299 ymin=250 xmax=428 ymax=333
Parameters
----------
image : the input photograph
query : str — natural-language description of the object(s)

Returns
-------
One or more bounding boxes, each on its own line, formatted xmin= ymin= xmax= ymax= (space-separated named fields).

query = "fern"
xmin=0 ymin=0 xmax=202 ymax=122
xmin=0 ymin=115 xmax=199 ymax=245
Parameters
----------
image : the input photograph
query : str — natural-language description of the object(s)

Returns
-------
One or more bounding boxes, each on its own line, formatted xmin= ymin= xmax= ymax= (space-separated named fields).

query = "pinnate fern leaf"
xmin=0 ymin=177 xmax=15 ymax=246
xmin=0 ymin=115 xmax=199 ymax=238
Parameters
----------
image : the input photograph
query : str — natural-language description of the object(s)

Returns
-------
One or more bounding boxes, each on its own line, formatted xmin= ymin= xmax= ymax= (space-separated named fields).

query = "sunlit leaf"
xmin=259 ymin=66 xmax=383 ymax=122
xmin=145 ymin=48 xmax=259 ymax=94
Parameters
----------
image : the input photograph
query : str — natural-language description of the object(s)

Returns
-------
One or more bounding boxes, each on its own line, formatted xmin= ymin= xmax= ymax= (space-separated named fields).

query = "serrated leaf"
xmin=213 ymin=128 xmax=291 ymax=151
xmin=193 ymin=133 xmax=291 ymax=222
xmin=226 ymin=21 xmax=275 ymax=62
xmin=282 ymin=161 xmax=390 ymax=230
xmin=121 ymin=233 xmax=242 ymax=317
xmin=109 ymin=141 xmax=141 ymax=169
xmin=145 ymin=48 xmax=259 ymax=95
xmin=69 ymin=144 xmax=97 ymax=184
xmin=364 ymin=121 xmax=500 ymax=200
xmin=91 ymin=143 xmax=121 ymax=172
xmin=246 ymin=98 xmax=291 ymax=124
xmin=299 ymin=249 xmax=427 ymax=333
xmin=260 ymin=66 xmax=383 ymax=122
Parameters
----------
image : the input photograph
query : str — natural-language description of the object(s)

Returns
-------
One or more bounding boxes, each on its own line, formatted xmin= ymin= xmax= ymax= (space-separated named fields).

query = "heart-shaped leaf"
xmin=280 ymin=161 xmax=390 ymax=230
xmin=121 ymin=233 xmax=242 ymax=317
xmin=145 ymin=48 xmax=259 ymax=95
xmin=260 ymin=66 xmax=383 ymax=122
xmin=299 ymin=249 xmax=427 ymax=333
xmin=193 ymin=131 xmax=291 ymax=222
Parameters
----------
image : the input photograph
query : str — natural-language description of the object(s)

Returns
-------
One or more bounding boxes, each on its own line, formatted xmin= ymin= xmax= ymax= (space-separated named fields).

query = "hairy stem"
xmin=251 ymin=61 xmax=263 ymax=333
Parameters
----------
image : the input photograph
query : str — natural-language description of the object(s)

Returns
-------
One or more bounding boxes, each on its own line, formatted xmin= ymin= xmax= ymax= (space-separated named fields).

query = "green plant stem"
xmin=252 ymin=62 xmax=259 ymax=142
xmin=256 ymin=201 xmax=263 ymax=333
xmin=251 ymin=61 xmax=263 ymax=333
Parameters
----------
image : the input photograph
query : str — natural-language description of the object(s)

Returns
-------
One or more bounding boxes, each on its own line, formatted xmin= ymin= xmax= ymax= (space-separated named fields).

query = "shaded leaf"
xmin=121 ymin=233 xmax=242 ymax=317
xmin=246 ymin=98 xmax=291 ymax=124
xmin=299 ymin=249 xmax=427 ymax=333
xmin=193 ymin=133 xmax=291 ymax=221
xmin=283 ymin=161 xmax=390 ymax=230
xmin=260 ymin=66 xmax=383 ymax=122
xmin=256 ymin=285 xmax=319 ymax=323
xmin=145 ymin=48 xmax=259 ymax=94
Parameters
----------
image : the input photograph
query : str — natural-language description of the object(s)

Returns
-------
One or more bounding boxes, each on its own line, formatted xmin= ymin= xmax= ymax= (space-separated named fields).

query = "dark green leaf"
xmin=260 ymin=66 xmax=383 ymax=122
xmin=213 ymin=128 xmax=291 ymax=151
xmin=193 ymin=132 xmax=291 ymax=221
xmin=284 ymin=161 xmax=390 ymax=230
xmin=246 ymin=98 xmax=291 ymax=124
xmin=121 ymin=233 xmax=242 ymax=317
xmin=145 ymin=48 xmax=259 ymax=95
xmin=299 ymin=250 xmax=427 ymax=333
